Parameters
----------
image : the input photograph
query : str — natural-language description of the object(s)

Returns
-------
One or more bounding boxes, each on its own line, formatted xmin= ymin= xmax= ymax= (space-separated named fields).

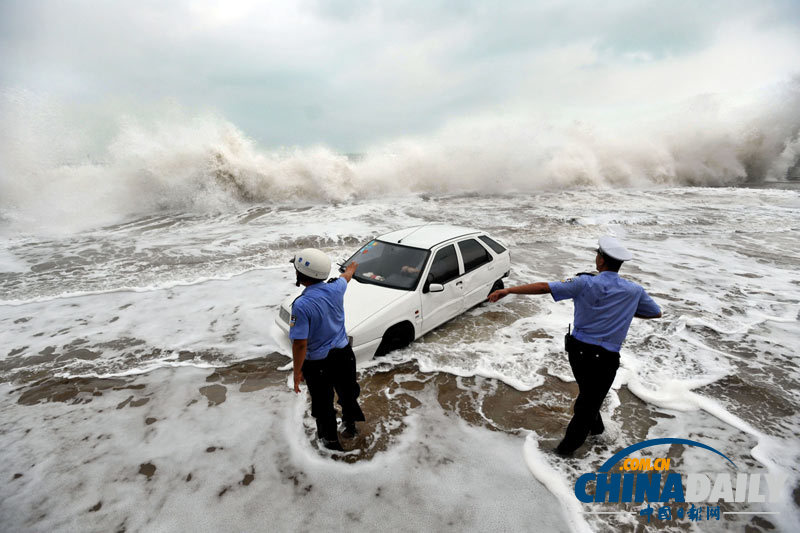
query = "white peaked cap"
xmin=598 ymin=236 xmax=633 ymax=261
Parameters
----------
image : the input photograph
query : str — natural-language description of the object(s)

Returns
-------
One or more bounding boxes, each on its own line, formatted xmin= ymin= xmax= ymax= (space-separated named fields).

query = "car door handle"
xmin=455 ymin=281 xmax=463 ymax=286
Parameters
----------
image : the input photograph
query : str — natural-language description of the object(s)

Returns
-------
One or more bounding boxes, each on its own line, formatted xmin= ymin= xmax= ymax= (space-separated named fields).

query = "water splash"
xmin=1 ymin=79 xmax=799 ymax=233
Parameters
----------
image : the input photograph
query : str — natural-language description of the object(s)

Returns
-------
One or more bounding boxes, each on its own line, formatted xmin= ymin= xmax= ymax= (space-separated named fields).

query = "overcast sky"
xmin=2 ymin=0 xmax=799 ymax=152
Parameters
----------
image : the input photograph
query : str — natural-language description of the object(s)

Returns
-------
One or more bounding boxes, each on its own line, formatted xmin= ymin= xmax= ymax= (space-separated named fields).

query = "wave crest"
xmin=1 ymin=80 xmax=799 ymax=233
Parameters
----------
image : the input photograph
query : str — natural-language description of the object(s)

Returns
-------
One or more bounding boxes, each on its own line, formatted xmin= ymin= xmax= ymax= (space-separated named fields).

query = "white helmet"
xmin=292 ymin=248 xmax=331 ymax=280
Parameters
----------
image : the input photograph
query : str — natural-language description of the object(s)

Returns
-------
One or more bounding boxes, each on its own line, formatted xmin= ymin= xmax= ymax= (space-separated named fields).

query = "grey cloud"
xmin=1 ymin=0 xmax=799 ymax=152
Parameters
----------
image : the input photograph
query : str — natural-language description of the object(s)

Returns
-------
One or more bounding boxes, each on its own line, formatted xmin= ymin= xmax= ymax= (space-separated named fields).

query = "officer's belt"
xmin=565 ymin=334 xmax=619 ymax=358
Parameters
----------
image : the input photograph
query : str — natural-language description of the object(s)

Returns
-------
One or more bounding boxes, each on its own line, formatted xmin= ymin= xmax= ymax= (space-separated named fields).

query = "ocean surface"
xmin=1 ymin=177 xmax=799 ymax=531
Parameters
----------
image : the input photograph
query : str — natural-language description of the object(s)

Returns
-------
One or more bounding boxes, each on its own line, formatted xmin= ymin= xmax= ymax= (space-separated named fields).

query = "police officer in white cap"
xmin=489 ymin=236 xmax=662 ymax=456
xmin=289 ymin=248 xmax=365 ymax=451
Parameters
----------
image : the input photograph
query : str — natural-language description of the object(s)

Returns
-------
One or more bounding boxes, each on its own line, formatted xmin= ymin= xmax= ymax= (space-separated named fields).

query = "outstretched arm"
xmin=341 ymin=261 xmax=359 ymax=283
xmin=489 ymin=282 xmax=551 ymax=302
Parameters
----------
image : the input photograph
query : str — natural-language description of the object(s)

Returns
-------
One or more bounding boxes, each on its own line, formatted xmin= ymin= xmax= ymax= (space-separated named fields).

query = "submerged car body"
xmin=276 ymin=224 xmax=510 ymax=363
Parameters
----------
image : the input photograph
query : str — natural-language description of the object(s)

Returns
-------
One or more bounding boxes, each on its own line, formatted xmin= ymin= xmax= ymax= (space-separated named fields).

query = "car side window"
xmin=429 ymin=245 xmax=459 ymax=284
xmin=479 ymin=235 xmax=506 ymax=254
xmin=458 ymin=239 xmax=492 ymax=273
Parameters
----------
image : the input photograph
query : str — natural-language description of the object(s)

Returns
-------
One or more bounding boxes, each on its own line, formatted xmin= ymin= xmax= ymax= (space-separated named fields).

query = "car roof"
xmin=377 ymin=224 xmax=483 ymax=249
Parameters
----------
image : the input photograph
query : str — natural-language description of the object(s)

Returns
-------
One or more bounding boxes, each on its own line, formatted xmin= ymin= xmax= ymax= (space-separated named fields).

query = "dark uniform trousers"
xmin=558 ymin=335 xmax=620 ymax=454
xmin=301 ymin=344 xmax=366 ymax=442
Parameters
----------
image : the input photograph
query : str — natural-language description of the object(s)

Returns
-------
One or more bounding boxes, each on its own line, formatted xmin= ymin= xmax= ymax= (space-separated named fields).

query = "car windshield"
xmin=343 ymin=240 xmax=429 ymax=291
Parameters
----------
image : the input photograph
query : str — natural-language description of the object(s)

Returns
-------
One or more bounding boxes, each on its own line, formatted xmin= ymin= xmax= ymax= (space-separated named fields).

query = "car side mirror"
xmin=428 ymin=283 xmax=444 ymax=293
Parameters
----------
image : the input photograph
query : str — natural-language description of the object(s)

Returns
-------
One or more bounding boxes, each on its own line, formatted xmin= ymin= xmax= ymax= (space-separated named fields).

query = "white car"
xmin=276 ymin=224 xmax=510 ymax=363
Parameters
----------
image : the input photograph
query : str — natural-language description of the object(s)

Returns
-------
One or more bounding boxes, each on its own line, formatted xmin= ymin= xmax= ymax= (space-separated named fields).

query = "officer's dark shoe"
xmin=320 ymin=438 xmax=344 ymax=451
xmin=553 ymin=443 xmax=574 ymax=458
xmin=341 ymin=421 xmax=358 ymax=439
xmin=590 ymin=427 xmax=605 ymax=436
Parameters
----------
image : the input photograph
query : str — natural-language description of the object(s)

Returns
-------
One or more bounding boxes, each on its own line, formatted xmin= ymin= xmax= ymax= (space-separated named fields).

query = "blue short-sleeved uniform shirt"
xmin=548 ymin=271 xmax=661 ymax=352
xmin=289 ymin=277 xmax=350 ymax=360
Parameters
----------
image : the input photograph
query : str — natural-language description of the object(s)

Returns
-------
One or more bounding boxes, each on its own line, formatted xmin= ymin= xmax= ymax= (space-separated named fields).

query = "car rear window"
xmin=479 ymin=235 xmax=506 ymax=254
xmin=458 ymin=239 xmax=492 ymax=273
xmin=429 ymin=244 xmax=460 ymax=284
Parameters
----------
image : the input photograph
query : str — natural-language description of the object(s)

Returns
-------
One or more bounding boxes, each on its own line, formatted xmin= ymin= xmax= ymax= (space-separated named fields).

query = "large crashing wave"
xmin=1 ymin=79 xmax=799 ymax=232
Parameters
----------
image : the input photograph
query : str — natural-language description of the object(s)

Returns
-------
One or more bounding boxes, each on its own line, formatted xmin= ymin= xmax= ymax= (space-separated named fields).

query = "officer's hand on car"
xmin=342 ymin=261 xmax=359 ymax=282
xmin=293 ymin=370 xmax=304 ymax=393
xmin=488 ymin=288 xmax=509 ymax=302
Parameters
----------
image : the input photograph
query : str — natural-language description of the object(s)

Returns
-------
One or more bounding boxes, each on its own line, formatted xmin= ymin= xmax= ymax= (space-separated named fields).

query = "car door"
xmin=420 ymin=243 xmax=464 ymax=333
xmin=457 ymin=238 xmax=496 ymax=310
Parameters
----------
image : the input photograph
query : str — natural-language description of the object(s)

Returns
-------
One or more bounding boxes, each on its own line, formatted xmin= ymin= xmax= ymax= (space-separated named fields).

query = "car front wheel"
xmin=374 ymin=322 xmax=415 ymax=357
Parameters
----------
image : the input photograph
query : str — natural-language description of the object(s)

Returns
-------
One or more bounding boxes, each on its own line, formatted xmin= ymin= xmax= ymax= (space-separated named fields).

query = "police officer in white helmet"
xmin=289 ymin=248 xmax=365 ymax=451
xmin=489 ymin=236 xmax=662 ymax=456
